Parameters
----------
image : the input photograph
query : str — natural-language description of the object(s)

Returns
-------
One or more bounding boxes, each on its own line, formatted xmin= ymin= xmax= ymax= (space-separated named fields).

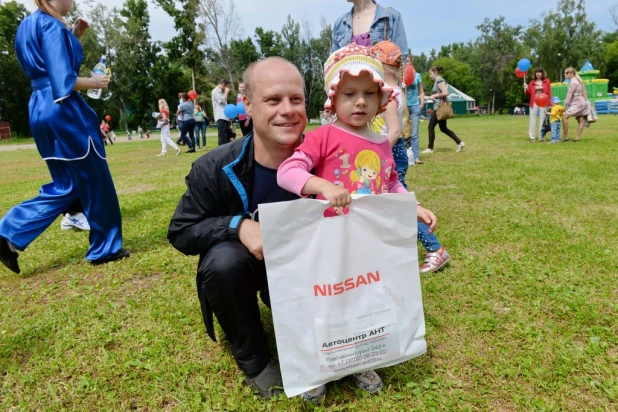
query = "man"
xmin=211 ymin=79 xmax=234 ymax=146
xmin=168 ymin=58 xmax=307 ymax=399
xmin=237 ymin=83 xmax=253 ymax=136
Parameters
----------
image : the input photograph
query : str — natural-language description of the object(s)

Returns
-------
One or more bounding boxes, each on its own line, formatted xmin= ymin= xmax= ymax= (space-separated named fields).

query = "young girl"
xmin=277 ymin=43 xmax=437 ymax=402
xmin=155 ymin=99 xmax=180 ymax=156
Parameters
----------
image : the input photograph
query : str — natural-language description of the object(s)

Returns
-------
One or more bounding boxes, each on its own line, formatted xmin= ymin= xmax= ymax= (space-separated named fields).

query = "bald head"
xmin=243 ymin=57 xmax=304 ymax=98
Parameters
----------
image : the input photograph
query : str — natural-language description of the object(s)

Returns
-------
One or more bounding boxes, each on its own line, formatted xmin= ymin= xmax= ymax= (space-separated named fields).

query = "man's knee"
xmin=197 ymin=241 xmax=258 ymax=292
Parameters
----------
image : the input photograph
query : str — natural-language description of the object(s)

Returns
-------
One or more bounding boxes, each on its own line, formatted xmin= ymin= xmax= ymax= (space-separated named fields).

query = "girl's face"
xmin=360 ymin=165 xmax=377 ymax=181
xmin=535 ymin=71 xmax=543 ymax=80
xmin=334 ymin=71 xmax=381 ymax=129
xmin=565 ymin=71 xmax=573 ymax=79
xmin=52 ymin=0 xmax=73 ymax=16
xmin=429 ymin=70 xmax=438 ymax=80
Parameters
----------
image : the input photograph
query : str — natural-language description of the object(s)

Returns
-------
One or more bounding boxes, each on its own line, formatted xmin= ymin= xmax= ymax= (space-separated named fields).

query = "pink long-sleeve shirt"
xmin=278 ymin=124 xmax=406 ymax=216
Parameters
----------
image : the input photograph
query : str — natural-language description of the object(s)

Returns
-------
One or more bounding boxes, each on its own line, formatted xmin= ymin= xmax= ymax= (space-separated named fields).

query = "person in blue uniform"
xmin=0 ymin=0 xmax=129 ymax=274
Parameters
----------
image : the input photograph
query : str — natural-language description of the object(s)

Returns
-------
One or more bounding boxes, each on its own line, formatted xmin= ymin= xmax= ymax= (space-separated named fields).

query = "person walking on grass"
xmin=1 ymin=0 xmax=129 ymax=274
xmin=405 ymin=54 xmax=424 ymax=165
xmin=194 ymin=104 xmax=207 ymax=149
xmin=177 ymin=92 xmax=196 ymax=153
xmin=562 ymin=67 xmax=590 ymax=142
xmin=422 ymin=65 xmax=465 ymax=154
xmin=156 ymin=99 xmax=181 ymax=156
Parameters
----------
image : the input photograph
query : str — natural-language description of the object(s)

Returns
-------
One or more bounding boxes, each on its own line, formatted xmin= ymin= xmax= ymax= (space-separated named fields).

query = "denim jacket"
xmin=331 ymin=2 xmax=408 ymax=62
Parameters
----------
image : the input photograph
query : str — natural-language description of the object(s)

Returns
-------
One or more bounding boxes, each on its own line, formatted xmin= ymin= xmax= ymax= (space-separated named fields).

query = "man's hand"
xmin=417 ymin=205 xmax=437 ymax=233
xmin=238 ymin=219 xmax=263 ymax=260
xmin=322 ymin=183 xmax=352 ymax=208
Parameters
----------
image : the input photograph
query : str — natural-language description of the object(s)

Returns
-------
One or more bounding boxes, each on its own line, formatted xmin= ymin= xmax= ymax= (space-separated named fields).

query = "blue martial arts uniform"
xmin=0 ymin=10 xmax=123 ymax=261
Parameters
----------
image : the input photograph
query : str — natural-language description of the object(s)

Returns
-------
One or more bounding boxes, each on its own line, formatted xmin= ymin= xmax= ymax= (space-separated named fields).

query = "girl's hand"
xmin=322 ymin=184 xmax=352 ymax=208
xmin=417 ymin=205 xmax=437 ymax=233
xmin=91 ymin=73 xmax=110 ymax=89
xmin=71 ymin=18 xmax=90 ymax=39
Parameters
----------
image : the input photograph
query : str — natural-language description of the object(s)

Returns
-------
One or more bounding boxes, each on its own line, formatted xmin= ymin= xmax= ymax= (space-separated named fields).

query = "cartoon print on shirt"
xmin=350 ymin=150 xmax=382 ymax=195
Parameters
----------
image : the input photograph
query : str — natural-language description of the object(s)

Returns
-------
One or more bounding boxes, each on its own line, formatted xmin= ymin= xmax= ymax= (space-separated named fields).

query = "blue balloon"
xmin=236 ymin=102 xmax=246 ymax=116
xmin=224 ymin=104 xmax=239 ymax=119
xmin=518 ymin=58 xmax=531 ymax=73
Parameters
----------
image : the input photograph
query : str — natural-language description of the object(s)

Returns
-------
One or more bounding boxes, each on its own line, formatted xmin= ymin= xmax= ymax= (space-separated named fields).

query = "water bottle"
xmin=87 ymin=55 xmax=106 ymax=99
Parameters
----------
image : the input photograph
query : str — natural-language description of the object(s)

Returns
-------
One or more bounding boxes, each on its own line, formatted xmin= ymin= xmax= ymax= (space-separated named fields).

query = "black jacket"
xmin=168 ymin=135 xmax=256 ymax=257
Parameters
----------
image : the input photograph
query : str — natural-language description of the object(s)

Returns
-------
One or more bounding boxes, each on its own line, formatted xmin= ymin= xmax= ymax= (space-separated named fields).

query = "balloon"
xmin=236 ymin=102 xmax=246 ymax=116
xmin=188 ymin=90 xmax=198 ymax=100
xmin=224 ymin=104 xmax=239 ymax=119
xmin=534 ymin=93 xmax=549 ymax=107
xmin=517 ymin=58 xmax=531 ymax=72
xmin=404 ymin=64 xmax=416 ymax=86
xmin=105 ymin=115 xmax=111 ymax=121
xmin=515 ymin=68 xmax=527 ymax=78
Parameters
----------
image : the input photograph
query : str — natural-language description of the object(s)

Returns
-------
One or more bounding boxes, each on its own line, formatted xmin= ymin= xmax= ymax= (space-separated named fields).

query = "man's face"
xmin=244 ymin=61 xmax=307 ymax=147
xmin=218 ymin=83 xmax=227 ymax=91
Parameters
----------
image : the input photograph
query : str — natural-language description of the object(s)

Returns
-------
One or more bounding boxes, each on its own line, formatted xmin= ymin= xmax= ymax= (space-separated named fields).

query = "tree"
xmin=254 ymin=27 xmax=284 ymax=58
xmin=154 ymin=0 xmax=205 ymax=91
xmin=0 ymin=1 xmax=30 ymax=134
xmin=199 ymin=0 xmax=242 ymax=93
xmin=111 ymin=0 xmax=158 ymax=130
xmin=526 ymin=0 xmax=604 ymax=82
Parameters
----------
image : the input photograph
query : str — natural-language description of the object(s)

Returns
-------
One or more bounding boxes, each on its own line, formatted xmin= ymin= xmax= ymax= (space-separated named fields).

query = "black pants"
xmin=197 ymin=241 xmax=271 ymax=377
xmin=180 ymin=118 xmax=196 ymax=149
xmin=217 ymin=119 xmax=235 ymax=146
xmin=428 ymin=110 xmax=461 ymax=150
xmin=240 ymin=118 xmax=253 ymax=137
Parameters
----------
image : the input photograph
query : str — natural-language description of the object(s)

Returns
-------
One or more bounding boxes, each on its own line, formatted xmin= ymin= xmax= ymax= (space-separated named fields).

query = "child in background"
xmin=155 ymin=99 xmax=181 ymax=156
xmin=138 ymin=126 xmax=144 ymax=139
xmin=373 ymin=41 xmax=451 ymax=275
xmin=277 ymin=43 xmax=438 ymax=403
xmin=547 ymin=96 xmax=564 ymax=144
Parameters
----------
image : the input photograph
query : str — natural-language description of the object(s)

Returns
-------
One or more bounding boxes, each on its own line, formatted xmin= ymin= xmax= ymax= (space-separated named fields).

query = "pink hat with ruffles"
xmin=323 ymin=43 xmax=393 ymax=114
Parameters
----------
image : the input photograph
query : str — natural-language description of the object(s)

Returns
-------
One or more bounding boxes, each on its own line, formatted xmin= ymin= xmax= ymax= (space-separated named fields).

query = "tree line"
xmin=1 ymin=0 xmax=617 ymax=136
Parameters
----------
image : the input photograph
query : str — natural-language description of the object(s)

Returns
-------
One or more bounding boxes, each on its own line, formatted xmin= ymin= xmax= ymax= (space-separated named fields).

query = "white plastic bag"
xmin=259 ymin=193 xmax=427 ymax=398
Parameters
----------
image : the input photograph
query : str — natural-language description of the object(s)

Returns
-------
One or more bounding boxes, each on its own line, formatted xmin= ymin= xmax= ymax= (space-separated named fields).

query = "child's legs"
xmin=551 ymin=122 xmax=560 ymax=142
xmin=392 ymin=138 xmax=408 ymax=189
xmin=418 ymin=221 xmax=441 ymax=253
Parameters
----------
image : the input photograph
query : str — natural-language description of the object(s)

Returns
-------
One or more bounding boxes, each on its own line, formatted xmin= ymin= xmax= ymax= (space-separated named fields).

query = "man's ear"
xmin=243 ymin=95 xmax=252 ymax=117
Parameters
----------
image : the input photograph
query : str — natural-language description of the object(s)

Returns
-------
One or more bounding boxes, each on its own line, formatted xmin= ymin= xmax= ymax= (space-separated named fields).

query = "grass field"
xmin=1 ymin=116 xmax=617 ymax=410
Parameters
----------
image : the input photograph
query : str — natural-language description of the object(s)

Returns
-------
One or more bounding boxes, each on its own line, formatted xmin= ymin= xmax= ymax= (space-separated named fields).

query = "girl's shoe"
xmin=421 ymin=148 xmax=433 ymax=154
xmin=419 ymin=247 xmax=451 ymax=274
xmin=157 ymin=153 xmax=165 ymax=157
xmin=300 ymin=385 xmax=326 ymax=403
xmin=353 ymin=370 xmax=384 ymax=393
xmin=175 ymin=149 xmax=181 ymax=155
xmin=456 ymin=142 xmax=466 ymax=152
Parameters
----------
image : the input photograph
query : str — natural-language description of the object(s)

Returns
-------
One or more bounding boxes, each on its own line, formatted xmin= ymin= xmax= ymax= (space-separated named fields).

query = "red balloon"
xmin=105 ymin=115 xmax=111 ymax=121
xmin=188 ymin=90 xmax=198 ymax=100
xmin=515 ymin=68 xmax=527 ymax=78
xmin=534 ymin=93 xmax=549 ymax=107
xmin=404 ymin=64 xmax=416 ymax=86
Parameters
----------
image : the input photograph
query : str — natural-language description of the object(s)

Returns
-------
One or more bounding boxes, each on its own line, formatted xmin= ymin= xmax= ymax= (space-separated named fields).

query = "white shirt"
xmin=211 ymin=87 xmax=228 ymax=122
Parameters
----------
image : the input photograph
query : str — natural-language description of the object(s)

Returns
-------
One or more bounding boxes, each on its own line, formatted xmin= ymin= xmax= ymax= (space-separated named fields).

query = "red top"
xmin=526 ymin=78 xmax=552 ymax=107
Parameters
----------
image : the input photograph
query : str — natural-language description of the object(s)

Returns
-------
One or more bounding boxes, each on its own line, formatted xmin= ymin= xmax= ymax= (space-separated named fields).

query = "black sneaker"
xmin=245 ymin=360 xmax=284 ymax=399
xmin=0 ymin=237 xmax=20 ymax=274
xmin=90 ymin=249 xmax=131 ymax=266
xmin=186 ymin=149 xmax=196 ymax=153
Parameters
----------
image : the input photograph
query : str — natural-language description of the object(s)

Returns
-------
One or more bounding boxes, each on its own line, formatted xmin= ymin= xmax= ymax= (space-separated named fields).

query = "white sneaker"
xmin=353 ymin=370 xmax=384 ymax=393
xmin=61 ymin=213 xmax=90 ymax=231
xmin=175 ymin=149 xmax=181 ymax=155
xmin=406 ymin=147 xmax=415 ymax=166
xmin=421 ymin=148 xmax=434 ymax=154
xmin=157 ymin=153 xmax=165 ymax=157
xmin=456 ymin=142 xmax=465 ymax=153
xmin=300 ymin=384 xmax=326 ymax=403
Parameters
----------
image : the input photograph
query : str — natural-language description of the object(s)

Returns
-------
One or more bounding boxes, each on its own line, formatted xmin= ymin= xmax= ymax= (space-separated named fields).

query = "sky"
xmin=12 ymin=0 xmax=618 ymax=55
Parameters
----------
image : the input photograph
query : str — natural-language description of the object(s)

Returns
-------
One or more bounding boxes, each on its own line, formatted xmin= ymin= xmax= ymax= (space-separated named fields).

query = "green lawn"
xmin=1 ymin=116 xmax=617 ymax=410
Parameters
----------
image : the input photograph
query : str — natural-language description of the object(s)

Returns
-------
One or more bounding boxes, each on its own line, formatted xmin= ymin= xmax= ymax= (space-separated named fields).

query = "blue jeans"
xmin=408 ymin=105 xmax=421 ymax=161
xmin=195 ymin=121 xmax=207 ymax=147
xmin=392 ymin=137 xmax=442 ymax=253
xmin=551 ymin=121 xmax=561 ymax=142
xmin=392 ymin=138 xmax=408 ymax=189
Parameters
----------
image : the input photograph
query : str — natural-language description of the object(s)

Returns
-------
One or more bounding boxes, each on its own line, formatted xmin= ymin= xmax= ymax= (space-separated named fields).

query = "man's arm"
xmin=168 ymin=161 xmax=242 ymax=256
